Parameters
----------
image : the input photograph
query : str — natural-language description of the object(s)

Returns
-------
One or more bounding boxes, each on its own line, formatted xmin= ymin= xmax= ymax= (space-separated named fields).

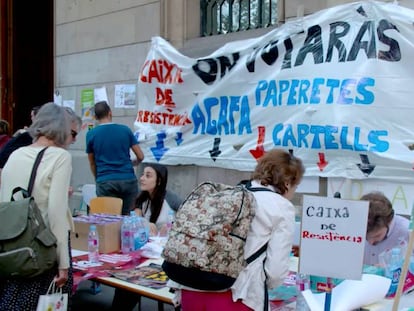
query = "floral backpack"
xmin=162 ymin=181 xmax=272 ymax=290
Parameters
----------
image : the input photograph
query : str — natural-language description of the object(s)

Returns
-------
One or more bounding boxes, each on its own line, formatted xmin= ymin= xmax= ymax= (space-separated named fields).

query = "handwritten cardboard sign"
xmin=299 ymin=195 xmax=369 ymax=280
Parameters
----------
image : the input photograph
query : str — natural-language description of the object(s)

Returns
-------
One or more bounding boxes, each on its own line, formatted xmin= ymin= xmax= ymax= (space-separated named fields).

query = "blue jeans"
xmin=96 ymin=179 xmax=138 ymax=215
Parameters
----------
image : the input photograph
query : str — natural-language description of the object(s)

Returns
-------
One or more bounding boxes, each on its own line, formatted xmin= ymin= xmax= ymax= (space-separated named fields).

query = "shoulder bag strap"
xmin=243 ymin=179 xmax=271 ymax=311
xmin=243 ymin=179 xmax=280 ymax=194
xmin=27 ymin=147 xmax=49 ymax=196
xmin=243 ymin=179 xmax=273 ymax=264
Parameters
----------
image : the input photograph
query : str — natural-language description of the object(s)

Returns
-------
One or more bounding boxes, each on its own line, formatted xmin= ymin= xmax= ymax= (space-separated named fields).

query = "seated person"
xmin=361 ymin=191 xmax=410 ymax=266
xmin=111 ymin=163 xmax=182 ymax=310
xmin=134 ymin=163 xmax=182 ymax=236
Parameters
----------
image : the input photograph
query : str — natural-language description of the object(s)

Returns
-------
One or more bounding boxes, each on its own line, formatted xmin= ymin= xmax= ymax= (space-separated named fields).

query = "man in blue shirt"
xmin=86 ymin=101 xmax=144 ymax=215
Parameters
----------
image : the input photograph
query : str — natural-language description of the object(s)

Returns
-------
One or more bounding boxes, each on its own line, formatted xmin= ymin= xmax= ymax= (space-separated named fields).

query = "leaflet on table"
xmin=99 ymin=253 xmax=133 ymax=264
xmin=302 ymin=274 xmax=391 ymax=311
xmin=72 ymin=252 xmax=142 ymax=270
xmin=74 ymin=214 xmax=123 ymax=224
xmin=268 ymin=271 xmax=296 ymax=301
xmin=140 ymin=241 xmax=164 ymax=259
xmin=109 ymin=263 xmax=168 ymax=289
xmin=268 ymin=256 xmax=300 ymax=301
xmin=71 ymin=249 xmax=89 ymax=257
xmin=73 ymin=260 xmax=103 ymax=269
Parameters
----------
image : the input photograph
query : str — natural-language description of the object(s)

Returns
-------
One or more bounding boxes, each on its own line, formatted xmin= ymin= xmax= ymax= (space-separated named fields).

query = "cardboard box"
xmin=71 ymin=215 xmax=122 ymax=254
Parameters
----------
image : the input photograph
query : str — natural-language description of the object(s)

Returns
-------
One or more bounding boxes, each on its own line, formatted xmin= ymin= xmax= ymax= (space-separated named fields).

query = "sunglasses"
xmin=71 ymin=130 xmax=78 ymax=139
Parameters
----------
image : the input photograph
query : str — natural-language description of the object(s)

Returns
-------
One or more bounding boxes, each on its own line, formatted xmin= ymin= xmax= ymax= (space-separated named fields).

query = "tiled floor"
xmin=72 ymin=280 xmax=176 ymax=311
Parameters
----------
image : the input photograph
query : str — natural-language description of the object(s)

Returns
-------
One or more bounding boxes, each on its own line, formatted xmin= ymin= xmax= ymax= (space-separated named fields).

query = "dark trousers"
xmin=96 ymin=179 xmax=138 ymax=215
xmin=111 ymin=288 xmax=140 ymax=310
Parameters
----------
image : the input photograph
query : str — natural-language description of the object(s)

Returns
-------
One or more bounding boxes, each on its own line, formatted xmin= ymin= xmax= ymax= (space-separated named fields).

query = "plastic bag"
xmin=36 ymin=281 xmax=68 ymax=311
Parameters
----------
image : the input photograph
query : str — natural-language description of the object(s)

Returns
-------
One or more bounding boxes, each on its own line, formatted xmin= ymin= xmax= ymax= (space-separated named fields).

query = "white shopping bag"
xmin=36 ymin=281 xmax=68 ymax=311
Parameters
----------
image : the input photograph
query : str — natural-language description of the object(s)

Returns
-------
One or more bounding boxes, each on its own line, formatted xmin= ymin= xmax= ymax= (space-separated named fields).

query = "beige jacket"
xmin=0 ymin=146 xmax=74 ymax=269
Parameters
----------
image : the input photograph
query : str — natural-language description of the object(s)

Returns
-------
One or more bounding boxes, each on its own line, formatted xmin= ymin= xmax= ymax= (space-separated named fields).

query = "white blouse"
xmin=231 ymin=180 xmax=295 ymax=310
xmin=142 ymin=199 xmax=174 ymax=229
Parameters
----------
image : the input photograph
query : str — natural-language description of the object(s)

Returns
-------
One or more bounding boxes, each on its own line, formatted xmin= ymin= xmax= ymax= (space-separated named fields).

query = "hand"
xmin=54 ymin=269 xmax=68 ymax=288
xmin=149 ymin=223 xmax=158 ymax=236
xmin=158 ymin=224 xmax=169 ymax=237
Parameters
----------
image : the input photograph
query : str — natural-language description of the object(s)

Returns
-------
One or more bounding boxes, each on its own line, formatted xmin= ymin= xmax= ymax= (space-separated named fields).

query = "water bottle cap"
xmin=90 ymin=224 xmax=97 ymax=230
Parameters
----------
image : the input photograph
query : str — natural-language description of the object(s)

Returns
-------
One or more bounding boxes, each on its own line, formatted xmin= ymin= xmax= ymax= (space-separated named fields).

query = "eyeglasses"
xmin=71 ymin=130 xmax=78 ymax=139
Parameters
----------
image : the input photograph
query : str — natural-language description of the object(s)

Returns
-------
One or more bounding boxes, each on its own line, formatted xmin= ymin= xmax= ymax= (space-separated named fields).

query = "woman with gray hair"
xmin=0 ymin=103 xmax=75 ymax=310
xmin=64 ymin=106 xmax=82 ymax=145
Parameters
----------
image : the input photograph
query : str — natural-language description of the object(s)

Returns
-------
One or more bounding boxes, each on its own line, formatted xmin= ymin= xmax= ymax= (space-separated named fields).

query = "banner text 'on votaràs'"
xmin=135 ymin=1 xmax=414 ymax=182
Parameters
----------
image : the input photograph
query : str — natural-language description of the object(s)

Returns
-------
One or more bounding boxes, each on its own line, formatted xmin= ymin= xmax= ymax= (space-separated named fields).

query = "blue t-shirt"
xmin=86 ymin=123 xmax=138 ymax=182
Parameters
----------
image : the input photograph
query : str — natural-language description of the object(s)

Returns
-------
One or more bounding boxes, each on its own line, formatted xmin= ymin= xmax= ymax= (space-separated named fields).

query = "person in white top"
xmin=0 ymin=103 xmax=74 ymax=310
xmin=111 ymin=163 xmax=183 ymax=311
xmin=135 ymin=163 xmax=182 ymax=236
xmin=171 ymin=149 xmax=305 ymax=311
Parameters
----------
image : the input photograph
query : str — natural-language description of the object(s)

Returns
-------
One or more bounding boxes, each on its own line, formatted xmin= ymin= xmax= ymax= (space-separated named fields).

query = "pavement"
xmin=72 ymin=280 xmax=176 ymax=311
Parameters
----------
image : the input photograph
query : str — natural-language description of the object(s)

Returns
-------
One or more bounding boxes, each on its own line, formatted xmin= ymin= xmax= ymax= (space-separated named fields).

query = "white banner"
xmin=327 ymin=177 xmax=414 ymax=215
xmin=135 ymin=1 xmax=414 ymax=182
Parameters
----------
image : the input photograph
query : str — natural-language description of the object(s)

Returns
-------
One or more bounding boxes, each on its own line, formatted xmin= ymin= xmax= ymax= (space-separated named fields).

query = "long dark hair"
xmin=136 ymin=163 xmax=168 ymax=223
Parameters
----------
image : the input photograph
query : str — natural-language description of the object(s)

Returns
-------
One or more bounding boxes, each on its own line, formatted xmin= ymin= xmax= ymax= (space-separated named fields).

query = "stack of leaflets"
xmin=109 ymin=263 xmax=168 ymax=289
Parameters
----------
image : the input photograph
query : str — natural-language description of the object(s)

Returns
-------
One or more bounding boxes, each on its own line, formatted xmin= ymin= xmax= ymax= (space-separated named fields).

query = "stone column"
xmin=161 ymin=0 xmax=200 ymax=49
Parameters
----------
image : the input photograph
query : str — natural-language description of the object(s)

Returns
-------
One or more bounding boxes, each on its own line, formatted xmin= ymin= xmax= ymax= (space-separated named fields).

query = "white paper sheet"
xmin=302 ymin=274 xmax=391 ymax=311
xmin=140 ymin=241 xmax=165 ymax=259
xmin=71 ymin=249 xmax=88 ymax=258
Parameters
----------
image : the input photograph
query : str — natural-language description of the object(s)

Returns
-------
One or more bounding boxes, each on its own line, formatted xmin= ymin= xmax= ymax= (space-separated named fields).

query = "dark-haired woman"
xmin=111 ymin=163 xmax=182 ymax=310
xmin=135 ymin=163 xmax=181 ymax=236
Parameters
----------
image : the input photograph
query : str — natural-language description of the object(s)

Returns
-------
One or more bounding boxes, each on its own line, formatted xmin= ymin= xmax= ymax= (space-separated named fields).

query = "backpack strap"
xmin=242 ymin=179 xmax=274 ymax=264
xmin=242 ymin=179 xmax=279 ymax=194
xmin=242 ymin=179 xmax=273 ymax=310
xmin=244 ymin=244 xmax=269 ymax=311
xmin=246 ymin=242 xmax=268 ymax=264
xmin=27 ymin=147 xmax=49 ymax=196
xmin=262 ymin=259 xmax=269 ymax=311
xmin=246 ymin=243 xmax=268 ymax=311
xmin=10 ymin=147 xmax=49 ymax=201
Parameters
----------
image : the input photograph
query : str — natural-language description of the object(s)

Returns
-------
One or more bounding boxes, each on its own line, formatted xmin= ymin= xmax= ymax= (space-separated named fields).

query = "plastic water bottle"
xmin=88 ymin=224 xmax=100 ymax=263
xmin=134 ymin=216 xmax=149 ymax=250
xmin=296 ymin=273 xmax=310 ymax=311
xmin=121 ymin=217 xmax=133 ymax=254
xmin=129 ymin=211 xmax=138 ymax=250
xmin=386 ymin=247 xmax=402 ymax=297
xmin=128 ymin=211 xmax=149 ymax=250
